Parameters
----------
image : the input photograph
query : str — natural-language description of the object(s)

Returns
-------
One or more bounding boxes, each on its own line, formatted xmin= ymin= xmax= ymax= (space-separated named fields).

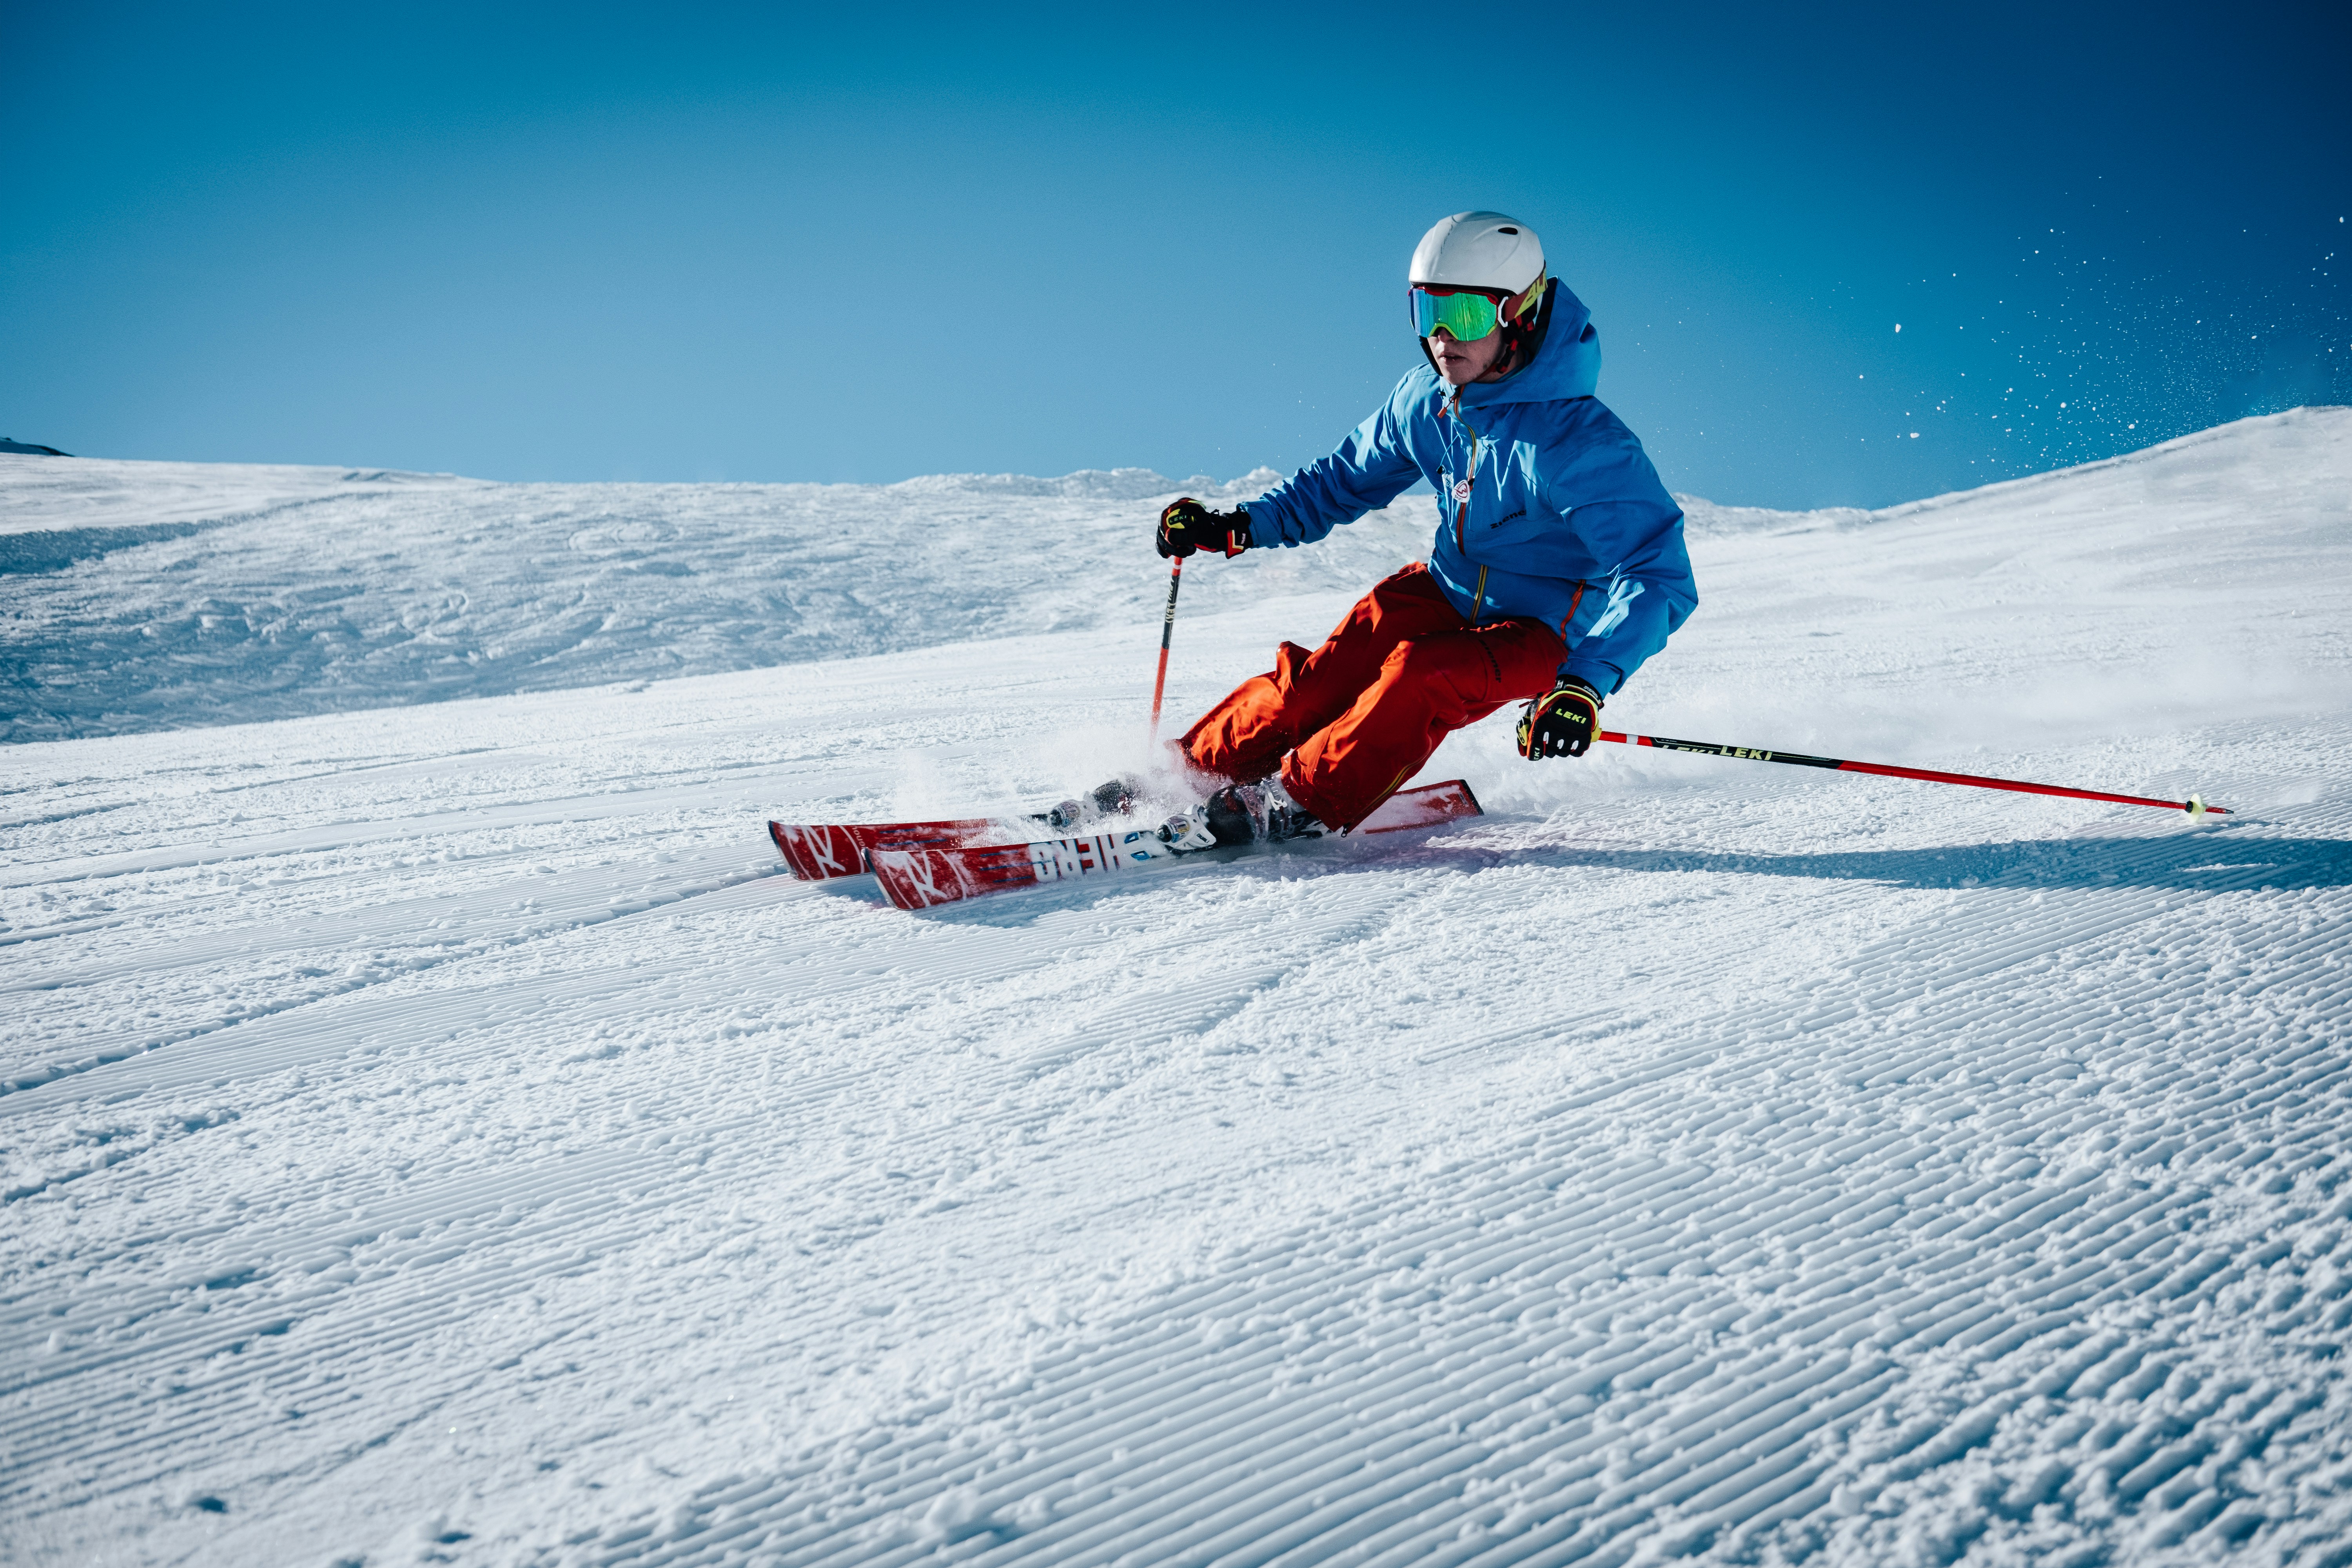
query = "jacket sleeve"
xmin=1243 ymin=388 xmax=1425 ymax=547
xmin=1555 ymin=500 xmax=1699 ymax=697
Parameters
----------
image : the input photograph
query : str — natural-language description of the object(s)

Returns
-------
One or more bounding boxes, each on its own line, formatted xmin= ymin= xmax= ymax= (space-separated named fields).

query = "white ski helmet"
xmin=1410 ymin=211 xmax=1545 ymax=295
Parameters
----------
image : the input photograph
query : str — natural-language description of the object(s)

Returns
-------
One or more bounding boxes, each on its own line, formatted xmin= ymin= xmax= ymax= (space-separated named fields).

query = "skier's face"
xmin=1427 ymin=323 xmax=1510 ymax=386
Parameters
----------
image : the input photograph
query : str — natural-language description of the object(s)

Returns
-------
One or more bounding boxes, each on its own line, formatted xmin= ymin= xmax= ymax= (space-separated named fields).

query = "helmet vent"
xmin=1498 ymin=227 xmax=1518 ymax=234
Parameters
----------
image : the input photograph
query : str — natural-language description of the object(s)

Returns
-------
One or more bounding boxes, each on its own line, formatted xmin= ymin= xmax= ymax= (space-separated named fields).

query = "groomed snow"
xmin=4 ymin=408 xmax=2350 ymax=1566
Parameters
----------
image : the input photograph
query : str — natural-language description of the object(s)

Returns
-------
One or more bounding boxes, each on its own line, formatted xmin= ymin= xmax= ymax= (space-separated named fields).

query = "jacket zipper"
xmin=1446 ymin=392 xmax=1495 ymax=624
xmin=1446 ymin=393 xmax=1482 ymax=555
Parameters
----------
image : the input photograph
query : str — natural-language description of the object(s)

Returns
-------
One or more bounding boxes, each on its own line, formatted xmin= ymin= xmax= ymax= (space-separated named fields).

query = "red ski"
xmin=766 ymin=816 xmax=1006 ymax=881
xmin=869 ymin=779 xmax=1483 ymax=911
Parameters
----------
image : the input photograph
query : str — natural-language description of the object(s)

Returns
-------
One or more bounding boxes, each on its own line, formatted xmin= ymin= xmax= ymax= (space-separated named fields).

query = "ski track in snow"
xmin=3 ymin=409 xmax=2351 ymax=1566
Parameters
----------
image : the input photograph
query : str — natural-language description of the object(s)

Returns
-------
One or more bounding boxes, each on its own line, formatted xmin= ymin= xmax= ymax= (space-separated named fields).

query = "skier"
xmin=1154 ymin=211 xmax=1699 ymax=845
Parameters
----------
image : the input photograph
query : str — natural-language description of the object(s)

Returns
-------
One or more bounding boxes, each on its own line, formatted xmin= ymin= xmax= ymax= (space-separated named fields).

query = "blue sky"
xmin=4 ymin=1 xmax=2345 ymax=508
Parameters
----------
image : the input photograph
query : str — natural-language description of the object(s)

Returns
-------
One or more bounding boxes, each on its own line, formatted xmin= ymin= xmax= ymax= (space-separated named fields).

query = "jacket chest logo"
xmin=1451 ymin=478 xmax=1472 ymax=502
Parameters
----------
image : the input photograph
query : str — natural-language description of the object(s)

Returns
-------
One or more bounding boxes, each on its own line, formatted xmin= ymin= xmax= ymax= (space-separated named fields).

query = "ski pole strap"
xmin=1596 ymin=730 xmax=2229 ymax=816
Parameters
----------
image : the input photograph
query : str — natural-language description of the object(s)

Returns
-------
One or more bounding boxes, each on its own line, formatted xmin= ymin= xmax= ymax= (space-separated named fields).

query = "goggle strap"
xmin=1508 ymin=270 xmax=1548 ymax=323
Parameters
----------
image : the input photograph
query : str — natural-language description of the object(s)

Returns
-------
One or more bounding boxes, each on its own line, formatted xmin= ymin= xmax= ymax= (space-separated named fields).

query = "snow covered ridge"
xmin=881 ymin=465 xmax=1283 ymax=503
xmin=5 ymin=406 xmax=2341 ymax=743
xmin=0 ymin=452 xmax=1348 ymax=742
xmin=2 ymin=406 xmax=2350 ymax=1564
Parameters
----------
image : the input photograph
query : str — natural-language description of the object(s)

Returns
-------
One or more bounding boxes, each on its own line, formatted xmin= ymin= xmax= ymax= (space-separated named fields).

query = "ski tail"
xmin=767 ymin=817 xmax=1001 ymax=881
xmin=1356 ymin=777 xmax=1481 ymax=833
xmin=871 ymin=779 xmax=1483 ymax=911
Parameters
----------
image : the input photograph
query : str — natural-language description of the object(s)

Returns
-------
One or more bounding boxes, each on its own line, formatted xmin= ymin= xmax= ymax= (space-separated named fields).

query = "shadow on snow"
xmin=893 ymin=820 xmax=2352 ymax=927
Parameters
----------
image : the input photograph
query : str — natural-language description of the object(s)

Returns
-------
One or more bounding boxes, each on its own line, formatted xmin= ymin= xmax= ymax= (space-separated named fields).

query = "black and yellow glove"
xmin=1156 ymin=498 xmax=1251 ymax=559
xmin=1516 ymin=677 xmax=1603 ymax=759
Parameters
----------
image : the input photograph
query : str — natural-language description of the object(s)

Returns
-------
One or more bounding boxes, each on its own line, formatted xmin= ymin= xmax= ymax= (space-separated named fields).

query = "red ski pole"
xmin=1597 ymin=730 xmax=2227 ymax=817
xmin=1147 ymin=557 xmax=1183 ymax=745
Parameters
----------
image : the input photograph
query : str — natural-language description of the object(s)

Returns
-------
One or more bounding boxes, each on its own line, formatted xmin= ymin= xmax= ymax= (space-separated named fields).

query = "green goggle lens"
xmin=1410 ymin=286 xmax=1503 ymax=341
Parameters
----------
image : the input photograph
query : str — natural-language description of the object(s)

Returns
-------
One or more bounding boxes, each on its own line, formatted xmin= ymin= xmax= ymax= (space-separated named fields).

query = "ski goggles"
xmin=1410 ymin=283 xmax=1512 ymax=341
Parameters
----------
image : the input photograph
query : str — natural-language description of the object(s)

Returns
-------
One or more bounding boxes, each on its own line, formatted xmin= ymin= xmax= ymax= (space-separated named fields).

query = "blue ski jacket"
xmin=1241 ymin=281 xmax=1697 ymax=697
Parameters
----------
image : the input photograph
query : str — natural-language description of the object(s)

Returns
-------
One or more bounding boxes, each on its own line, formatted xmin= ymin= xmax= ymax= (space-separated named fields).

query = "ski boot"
xmin=1044 ymin=775 xmax=1143 ymax=831
xmin=1236 ymin=776 xmax=1327 ymax=844
xmin=1165 ymin=777 xmax=1325 ymax=850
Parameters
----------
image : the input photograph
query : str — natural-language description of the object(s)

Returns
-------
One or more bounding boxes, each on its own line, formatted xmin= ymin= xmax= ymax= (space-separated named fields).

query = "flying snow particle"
xmin=1895 ymin=324 xmax=1903 ymax=333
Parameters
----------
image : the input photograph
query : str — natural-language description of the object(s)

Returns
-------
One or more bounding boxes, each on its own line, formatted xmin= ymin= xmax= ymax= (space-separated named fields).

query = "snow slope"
xmin=0 ymin=457 xmax=1326 ymax=742
xmin=4 ymin=409 xmax=2350 ymax=1566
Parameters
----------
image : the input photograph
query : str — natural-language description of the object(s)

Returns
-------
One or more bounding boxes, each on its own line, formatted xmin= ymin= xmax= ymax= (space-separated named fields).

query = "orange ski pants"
xmin=1180 ymin=563 xmax=1569 ymax=831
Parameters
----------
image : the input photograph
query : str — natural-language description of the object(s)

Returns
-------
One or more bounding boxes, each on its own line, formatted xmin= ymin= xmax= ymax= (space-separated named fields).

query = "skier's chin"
xmin=1432 ymin=345 xmax=1500 ymax=385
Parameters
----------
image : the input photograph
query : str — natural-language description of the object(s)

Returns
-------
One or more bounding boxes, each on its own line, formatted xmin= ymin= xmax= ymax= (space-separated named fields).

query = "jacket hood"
xmin=1448 ymin=279 xmax=1601 ymax=410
